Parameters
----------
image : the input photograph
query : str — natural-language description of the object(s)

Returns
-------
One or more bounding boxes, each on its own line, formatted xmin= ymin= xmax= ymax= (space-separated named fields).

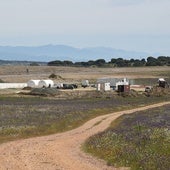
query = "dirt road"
xmin=0 ymin=102 xmax=170 ymax=170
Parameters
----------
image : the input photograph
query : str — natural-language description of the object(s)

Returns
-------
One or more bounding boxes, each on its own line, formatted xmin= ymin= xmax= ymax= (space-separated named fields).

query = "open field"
xmin=1 ymin=95 xmax=170 ymax=144
xmin=84 ymin=104 xmax=170 ymax=170
xmin=0 ymin=65 xmax=170 ymax=169
xmin=0 ymin=65 xmax=170 ymax=83
xmin=0 ymin=65 xmax=170 ymax=144
xmin=0 ymin=102 xmax=169 ymax=170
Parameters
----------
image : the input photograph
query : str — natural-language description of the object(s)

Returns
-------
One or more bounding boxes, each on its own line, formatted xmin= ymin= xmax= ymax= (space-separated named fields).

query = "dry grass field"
xmin=0 ymin=65 xmax=169 ymax=83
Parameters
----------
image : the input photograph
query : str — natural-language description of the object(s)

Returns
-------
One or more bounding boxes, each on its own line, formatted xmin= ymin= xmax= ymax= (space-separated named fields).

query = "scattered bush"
xmin=0 ymin=79 xmax=5 ymax=83
xmin=49 ymin=73 xmax=64 ymax=80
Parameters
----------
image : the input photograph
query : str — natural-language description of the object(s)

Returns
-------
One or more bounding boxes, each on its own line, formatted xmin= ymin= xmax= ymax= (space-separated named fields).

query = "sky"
xmin=0 ymin=0 xmax=170 ymax=55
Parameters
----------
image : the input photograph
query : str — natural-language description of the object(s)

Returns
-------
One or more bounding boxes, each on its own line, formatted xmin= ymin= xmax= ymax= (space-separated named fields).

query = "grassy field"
xmin=0 ymin=95 xmax=170 ymax=144
xmin=83 ymin=104 xmax=170 ymax=170
xmin=0 ymin=65 xmax=169 ymax=142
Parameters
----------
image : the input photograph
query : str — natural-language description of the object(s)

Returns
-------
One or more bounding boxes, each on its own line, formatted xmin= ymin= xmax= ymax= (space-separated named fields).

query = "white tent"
xmin=38 ymin=79 xmax=54 ymax=88
xmin=27 ymin=80 xmax=40 ymax=88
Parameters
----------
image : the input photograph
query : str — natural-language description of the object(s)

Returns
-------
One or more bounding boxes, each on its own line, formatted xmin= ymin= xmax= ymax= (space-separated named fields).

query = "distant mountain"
xmin=0 ymin=45 xmax=158 ymax=62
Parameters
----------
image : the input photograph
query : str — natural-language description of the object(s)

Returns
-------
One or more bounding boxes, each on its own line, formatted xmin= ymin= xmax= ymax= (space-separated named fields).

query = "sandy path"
xmin=0 ymin=101 xmax=170 ymax=170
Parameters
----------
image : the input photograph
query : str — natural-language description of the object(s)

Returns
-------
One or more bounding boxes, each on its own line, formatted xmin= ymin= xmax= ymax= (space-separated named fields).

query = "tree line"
xmin=48 ymin=56 xmax=170 ymax=67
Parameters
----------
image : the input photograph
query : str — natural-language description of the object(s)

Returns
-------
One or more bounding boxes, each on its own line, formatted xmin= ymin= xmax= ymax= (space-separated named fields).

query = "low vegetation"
xmin=83 ymin=105 xmax=170 ymax=170
xmin=0 ymin=79 xmax=5 ymax=83
xmin=49 ymin=73 xmax=64 ymax=80
xmin=0 ymin=95 xmax=170 ymax=144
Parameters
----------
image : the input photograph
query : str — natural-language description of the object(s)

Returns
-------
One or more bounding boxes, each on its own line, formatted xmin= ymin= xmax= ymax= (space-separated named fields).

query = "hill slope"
xmin=0 ymin=45 xmax=154 ymax=62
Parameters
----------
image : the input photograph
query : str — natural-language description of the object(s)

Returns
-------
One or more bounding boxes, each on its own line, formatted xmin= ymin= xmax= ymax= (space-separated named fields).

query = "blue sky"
xmin=0 ymin=0 xmax=170 ymax=54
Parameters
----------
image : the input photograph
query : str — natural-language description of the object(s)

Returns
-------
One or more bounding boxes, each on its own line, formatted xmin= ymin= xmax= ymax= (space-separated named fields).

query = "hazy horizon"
xmin=0 ymin=0 xmax=170 ymax=58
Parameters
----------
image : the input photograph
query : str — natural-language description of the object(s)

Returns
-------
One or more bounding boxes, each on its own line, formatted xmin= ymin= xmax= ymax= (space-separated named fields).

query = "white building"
xmin=96 ymin=82 xmax=110 ymax=91
xmin=97 ymin=77 xmax=133 ymax=88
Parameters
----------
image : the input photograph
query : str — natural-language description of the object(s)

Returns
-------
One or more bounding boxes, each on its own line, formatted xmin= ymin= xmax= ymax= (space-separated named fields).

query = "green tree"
xmin=157 ymin=56 xmax=170 ymax=66
xmin=94 ymin=59 xmax=106 ymax=67
xmin=146 ymin=56 xmax=158 ymax=66
xmin=63 ymin=60 xmax=73 ymax=66
xmin=48 ymin=60 xmax=63 ymax=66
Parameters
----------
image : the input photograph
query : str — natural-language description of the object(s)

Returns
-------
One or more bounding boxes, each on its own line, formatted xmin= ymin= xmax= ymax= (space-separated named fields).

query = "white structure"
xmin=54 ymin=83 xmax=63 ymax=89
xmin=97 ymin=77 xmax=132 ymax=89
xmin=0 ymin=83 xmax=27 ymax=89
xmin=97 ymin=82 xmax=110 ymax=91
xmin=97 ymin=77 xmax=118 ymax=87
xmin=158 ymin=78 xmax=165 ymax=82
xmin=27 ymin=80 xmax=40 ymax=88
xmin=115 ymin=78 xmax=129 ymax=90
xmin=38 ymin=79 xmax=54 ymax=88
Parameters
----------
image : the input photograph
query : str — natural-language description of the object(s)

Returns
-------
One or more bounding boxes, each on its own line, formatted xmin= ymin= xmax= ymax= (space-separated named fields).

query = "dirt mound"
xmin=22 ymin=86 xmax=32 ymax=90
xmin=49 ymin=73 xmax=65 ymax=80
xmin=29 ymin=88 xmax=59 ymax=96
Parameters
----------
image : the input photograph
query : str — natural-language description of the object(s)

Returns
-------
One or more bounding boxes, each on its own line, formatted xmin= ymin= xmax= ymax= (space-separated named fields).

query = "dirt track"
xmin=0 ymin=101 xmax=170 ymax=170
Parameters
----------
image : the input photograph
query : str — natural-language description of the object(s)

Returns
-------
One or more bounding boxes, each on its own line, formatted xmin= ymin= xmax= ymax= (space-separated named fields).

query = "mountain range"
xmin=0 ymin=45 xmax=159 ymax=62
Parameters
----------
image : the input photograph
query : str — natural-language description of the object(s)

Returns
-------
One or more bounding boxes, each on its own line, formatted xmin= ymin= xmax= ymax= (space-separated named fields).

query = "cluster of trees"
xmin=48 ymin=56 xmax=170 ymax=67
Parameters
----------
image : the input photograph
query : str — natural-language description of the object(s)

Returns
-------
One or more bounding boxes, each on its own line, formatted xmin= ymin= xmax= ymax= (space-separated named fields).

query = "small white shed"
xmin=38 ymin=79 xmax=54 ymax=88
xmin=27 ymin=80 xmax=40 ymax=88
xmin=97 ymin=82 xmax=110 ymax=91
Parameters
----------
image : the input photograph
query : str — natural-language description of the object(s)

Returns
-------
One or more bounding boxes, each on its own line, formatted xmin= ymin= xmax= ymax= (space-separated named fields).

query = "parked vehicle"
xmin=81 ymin=80 xmax=89 ymax=88
xmin=158 ymin=78 xmax=169 ymax=88
xmin=63 ymin=84 xmax=78 ymax=90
